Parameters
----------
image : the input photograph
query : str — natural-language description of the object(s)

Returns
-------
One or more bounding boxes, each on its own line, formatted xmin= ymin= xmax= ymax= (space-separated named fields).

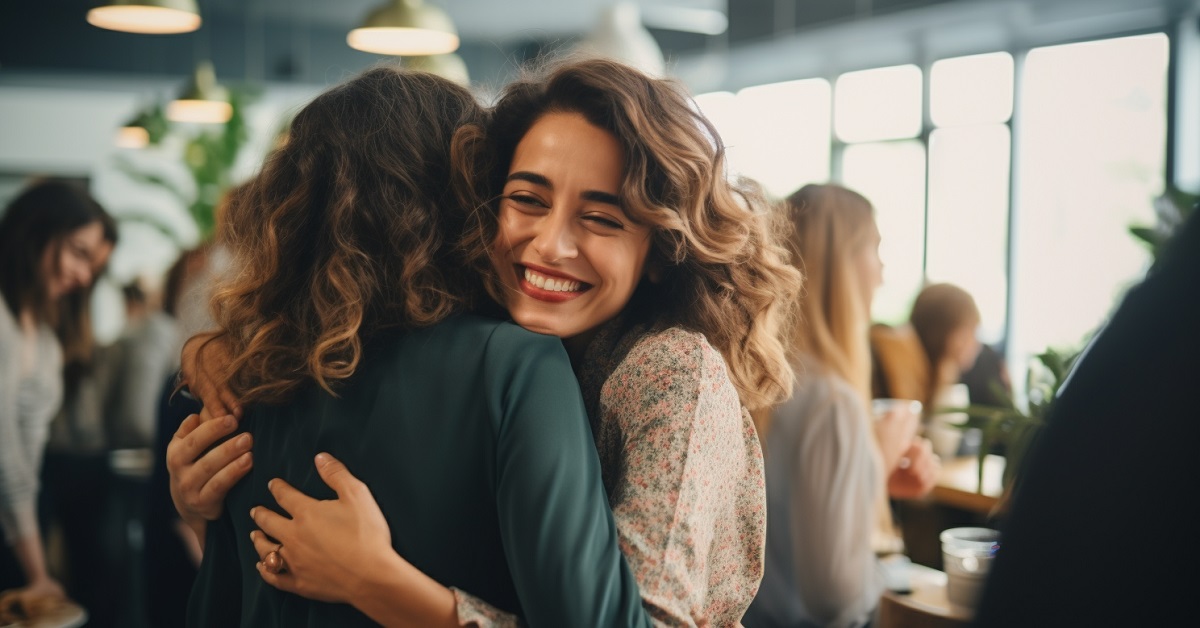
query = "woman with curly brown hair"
xmin=175 ymin=57 xmax=799 ymax=625
xmin=174 ymin=65 xmax=653 ymax=627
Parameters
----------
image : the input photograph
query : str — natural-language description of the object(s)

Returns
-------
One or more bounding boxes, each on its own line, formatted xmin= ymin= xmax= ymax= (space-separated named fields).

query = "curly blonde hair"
xmin=459 ymin=57 xmax=800 ymax=411
xmin=209 ymin=66 xmax=488 ymax=404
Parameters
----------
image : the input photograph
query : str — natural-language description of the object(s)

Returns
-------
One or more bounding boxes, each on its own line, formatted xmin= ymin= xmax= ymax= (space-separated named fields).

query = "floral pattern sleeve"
xmin=452 ymin=588 xmax=520 ymax=627
xmin=588 ymin=327 xmax=767 ymax=627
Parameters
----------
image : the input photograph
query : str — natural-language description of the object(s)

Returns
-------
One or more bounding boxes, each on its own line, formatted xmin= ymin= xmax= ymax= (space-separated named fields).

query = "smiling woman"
xmin=1 ymin=179 xmax=116 ymax=616
xmin=492 ymin=110 xmax=653 ymax=350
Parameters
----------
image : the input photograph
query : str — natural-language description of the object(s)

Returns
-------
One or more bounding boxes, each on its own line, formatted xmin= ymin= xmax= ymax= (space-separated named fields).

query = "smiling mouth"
xmin=516 ymin=265 xmax=591 ymax=302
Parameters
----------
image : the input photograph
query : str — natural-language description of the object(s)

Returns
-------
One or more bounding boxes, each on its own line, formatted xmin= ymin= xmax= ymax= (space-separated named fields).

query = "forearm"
xmin=349 ymin=551 xmax=458 ymax=628
xmin=11 ymin=531 xmax=50 ymax=584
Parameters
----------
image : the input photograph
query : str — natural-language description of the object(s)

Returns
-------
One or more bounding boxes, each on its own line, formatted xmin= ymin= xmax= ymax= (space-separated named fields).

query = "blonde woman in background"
xmin=744 ymin=183 xmax=939 ymax=628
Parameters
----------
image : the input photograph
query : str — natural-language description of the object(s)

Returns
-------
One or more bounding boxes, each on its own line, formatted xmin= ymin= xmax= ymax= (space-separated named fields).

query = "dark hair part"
xmin=0 ymin=178 xmax=117 ymax=362
xmin=460 ymin=57 xmax=800 ymax=411
xmin=210 ymin=65 xmax=488 ymax=404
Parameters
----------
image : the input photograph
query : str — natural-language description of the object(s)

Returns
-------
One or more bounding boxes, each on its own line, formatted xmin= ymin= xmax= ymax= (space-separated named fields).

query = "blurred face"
xmin=39 ymin=221 xmax=111 ymax=301
xmin=949 ymin=322 xmax=983 ymax=371
xmin=854 ymin=221 xmax=884 ymax=308
xmin=490 ymin=111 xmax=653 ymax=352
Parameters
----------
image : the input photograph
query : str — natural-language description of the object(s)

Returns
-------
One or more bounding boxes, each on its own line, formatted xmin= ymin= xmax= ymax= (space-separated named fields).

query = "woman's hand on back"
xmin=166 ymin=407 xmax=254 ymax=544
xmin=249 ymin=453 xmax=398 ymax=604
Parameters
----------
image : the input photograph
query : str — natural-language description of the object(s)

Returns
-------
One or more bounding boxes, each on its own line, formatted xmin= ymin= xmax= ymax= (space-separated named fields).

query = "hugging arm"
xmin=246 ymin=330 xmax=653 ymax=626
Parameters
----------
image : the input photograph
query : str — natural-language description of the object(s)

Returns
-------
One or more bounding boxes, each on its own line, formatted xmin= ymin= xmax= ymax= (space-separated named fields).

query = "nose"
xmin=69 ymin=262 xmax=94 ymax=293
xmin=531 ymin=208 xmax=578 ymax=263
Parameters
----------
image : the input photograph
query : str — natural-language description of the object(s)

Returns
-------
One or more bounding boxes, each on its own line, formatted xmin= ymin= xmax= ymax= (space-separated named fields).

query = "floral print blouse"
xmin=455 ymin=319 xmax=767 ymax=626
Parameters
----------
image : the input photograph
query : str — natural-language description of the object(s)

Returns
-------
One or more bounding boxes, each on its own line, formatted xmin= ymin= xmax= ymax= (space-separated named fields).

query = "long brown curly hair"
xmin=459 ymin=57 xmax=800 ymax=412
xmin=209 ymin=65 xmax=488 ymax=404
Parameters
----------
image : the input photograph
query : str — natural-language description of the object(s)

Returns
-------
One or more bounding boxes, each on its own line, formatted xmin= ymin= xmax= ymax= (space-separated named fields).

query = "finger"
xmin=250 ymin=530 xmax=280 ymax=561
xmin=220 ymin=389 xmax=243 ymax=419
xmin=196 ymin=450 xmax=253 ymax=504
xmin=268 ymin=478 xmax=316 ymax=516
xmin=314 ymin=453 xmax=366 ymax=500
xmin=189 ymin=430 xmax=252 ymax=482
xmin=174 ymin=413 xmax=203 ymax=440
xmin=256 ymin=558 xmax=295 ymax=594
xmin=251 ymin=505 xmax=293 ymax=543
xmin=167 ymin=414 xmax=233 ymax=472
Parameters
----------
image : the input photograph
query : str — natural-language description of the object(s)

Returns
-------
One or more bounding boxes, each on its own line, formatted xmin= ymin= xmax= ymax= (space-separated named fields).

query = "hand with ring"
xmin=249 ymin=452 xmax=406 ymax=605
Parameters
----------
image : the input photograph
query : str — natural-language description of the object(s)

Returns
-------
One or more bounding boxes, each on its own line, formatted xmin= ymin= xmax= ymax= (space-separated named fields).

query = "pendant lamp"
xmin=87 ymin=0 xmax=201 ymax=35
xmin=167 ymin=61 xmax=232 ymax=124
xmin=348 ymin=0 xmax=460 ymax=56
xmin=116 ymin=103 xmax=168 ymax=148
xmin=576 ymin=2 xmax=665 ymax=77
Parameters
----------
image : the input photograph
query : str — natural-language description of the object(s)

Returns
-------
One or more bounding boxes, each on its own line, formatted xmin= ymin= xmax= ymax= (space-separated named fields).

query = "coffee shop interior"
xmin=1 ymin=0 xmax=1198 ymax=626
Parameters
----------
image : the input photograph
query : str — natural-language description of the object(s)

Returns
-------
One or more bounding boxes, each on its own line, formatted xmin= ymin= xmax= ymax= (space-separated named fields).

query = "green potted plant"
xmin=944 ymin=346 xmax=1080 ymax=503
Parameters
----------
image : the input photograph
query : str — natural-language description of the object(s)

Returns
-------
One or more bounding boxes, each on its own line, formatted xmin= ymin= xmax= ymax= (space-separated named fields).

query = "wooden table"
xmin=931 ymin=454 xmax=1006 ymax=515
xmin=878 ymin=561 xmax=974 ymax=628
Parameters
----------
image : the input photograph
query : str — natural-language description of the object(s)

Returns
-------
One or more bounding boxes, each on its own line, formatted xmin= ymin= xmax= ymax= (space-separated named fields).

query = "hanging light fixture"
xmin=87 ymin=0 xmax=201 ymax=35
xmin=576 ymin=2 xmax=665 ymax=77
xmin=347 ymin=0 xmax=460 ymax=56
xmin=167 ymin=61 xmax=232 ymax=124
xmin=116 ymin=103 xmax=169 ymax=148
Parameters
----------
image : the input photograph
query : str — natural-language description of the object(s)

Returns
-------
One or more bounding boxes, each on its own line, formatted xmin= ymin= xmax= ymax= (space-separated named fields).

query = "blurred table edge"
xmin=931 ymin=454 xmax=1005 ymax=515
xmin=0 ymin=599 xmax=87 ymax=628
xmin=879 ymin=562 xmax=974 ymax=627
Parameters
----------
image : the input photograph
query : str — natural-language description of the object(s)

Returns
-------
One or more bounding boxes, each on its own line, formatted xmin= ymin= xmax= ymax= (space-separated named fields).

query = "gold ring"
xmin=264 ymin=549 xmax=287 ymax=574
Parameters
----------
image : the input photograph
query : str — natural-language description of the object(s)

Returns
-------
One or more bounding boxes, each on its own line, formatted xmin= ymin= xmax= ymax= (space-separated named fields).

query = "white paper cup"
xmin=941 ymin=527 xmax=1000 ymax=609
xmin=871 ymin=398 xmax=923 ymax=421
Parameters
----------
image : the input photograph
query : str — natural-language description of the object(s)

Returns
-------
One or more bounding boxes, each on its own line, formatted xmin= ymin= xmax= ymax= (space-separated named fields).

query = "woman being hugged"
xmin=0 ymin=180 xmax=115 ymax=611
xmin=462 ymin=56 xmax=799 ymax=623
xmin=176 ymin=57 xmax=800 ymax=626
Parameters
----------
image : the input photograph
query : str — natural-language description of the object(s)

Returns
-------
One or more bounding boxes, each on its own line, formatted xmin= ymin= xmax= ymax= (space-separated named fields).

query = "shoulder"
xmin=775 ymin=359 xmax=869 ymax=442
xmin=616 ymin=326 xmax=725 ymax=383
xmin=603 ymin=326 xmax=741 ymax=426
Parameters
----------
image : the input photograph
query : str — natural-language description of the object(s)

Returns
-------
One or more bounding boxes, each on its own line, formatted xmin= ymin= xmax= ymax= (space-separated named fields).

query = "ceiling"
xmin=0 ymin=0 xmax=959 ymax=88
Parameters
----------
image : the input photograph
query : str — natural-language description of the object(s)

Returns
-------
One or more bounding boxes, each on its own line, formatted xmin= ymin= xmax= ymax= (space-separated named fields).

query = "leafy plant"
xmin=944 ymin=347 xmax=1080 ymax=496
xmin=1130 ymin=187 xmax=1197 ymax=269
xmin=114 ymin=88 xmax=254 ymax=244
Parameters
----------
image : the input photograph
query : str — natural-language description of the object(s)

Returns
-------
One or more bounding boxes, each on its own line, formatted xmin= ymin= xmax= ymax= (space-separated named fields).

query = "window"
xmin=737 ymin=79 xmax=831 ymax=198
xmin=1010 ymin=34 xmax=1168 ymax=369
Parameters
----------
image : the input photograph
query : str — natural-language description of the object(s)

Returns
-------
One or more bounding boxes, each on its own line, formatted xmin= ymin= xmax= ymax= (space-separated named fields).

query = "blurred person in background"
xmin=973 ymin=205 xmax=1200 ymax=627
xmin=908 ymin=282 xmax=983 ymax=415
xmin=0 ymin=178 xmax=116 ymax=617
xmin=745 ymin=183 xmax=939 ymax=628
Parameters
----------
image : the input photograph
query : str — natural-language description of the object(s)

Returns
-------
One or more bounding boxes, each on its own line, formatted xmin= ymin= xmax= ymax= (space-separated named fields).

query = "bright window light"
xmin=736 ymin=79 xmax=832 ymax=199
xmin=926 ymin=125 xmax=1011 ymax=343
xmin=931 ymin=52 xmax=1014 ymax=127
xmin=841 ymin=140 xmax=927 ymax=324
xmin=835 ymin=64 xmax=922 ymax=143
xmin=1011 ymin=33 xmax=1168 ymax=369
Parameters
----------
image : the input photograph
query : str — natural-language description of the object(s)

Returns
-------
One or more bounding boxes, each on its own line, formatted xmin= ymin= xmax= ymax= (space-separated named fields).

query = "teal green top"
xmin=187 ymin=314 xmax=651 ymax=627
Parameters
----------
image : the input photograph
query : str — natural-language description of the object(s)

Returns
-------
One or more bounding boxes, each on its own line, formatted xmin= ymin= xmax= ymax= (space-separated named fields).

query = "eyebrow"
xmin=507 ymin=171 xmax=622 ymax=208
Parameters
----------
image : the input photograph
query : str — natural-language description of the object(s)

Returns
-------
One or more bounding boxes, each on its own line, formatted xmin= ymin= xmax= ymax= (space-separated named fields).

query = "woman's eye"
xmin=505 ymin=193 xmax=547 ymax=208
xmin=584 ymin=215 xmax=624 ymax=230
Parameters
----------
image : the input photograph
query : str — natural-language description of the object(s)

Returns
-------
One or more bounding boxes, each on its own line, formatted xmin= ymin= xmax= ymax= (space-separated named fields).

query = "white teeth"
xmin=523 ymin=267 xmax=582 ymax=292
